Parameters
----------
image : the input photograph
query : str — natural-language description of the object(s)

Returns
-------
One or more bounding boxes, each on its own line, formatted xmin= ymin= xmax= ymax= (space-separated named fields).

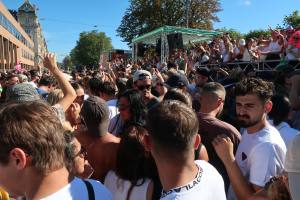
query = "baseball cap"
xmin=81 ymin=96 xmax=110 ymax=137
xmin=239 ymin=39 xmax=246 ymax=46
xmin=165 ymin=74 xmax=188 ymax=89
xmin=285 ymin=134 xmax=300 ymax=200
xmin=133 ymin=70 xmax=152 ymax=82
xmin=196 ymin=67 xmax=213 ymax=82
xmin=6 ymin=83 xmax=40 ymax=102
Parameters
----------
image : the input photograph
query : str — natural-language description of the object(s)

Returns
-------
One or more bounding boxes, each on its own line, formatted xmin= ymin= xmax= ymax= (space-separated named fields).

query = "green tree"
xmin=62 ymin=55 xmax=73 ymax=71
xmin=117 ymin=0 xmax=221 ymax=44
xmin=244 ymin=29 xmax=270 ymax=41
xmin=216 ymin=27 xmax=243 ymax=40
xmin=71 ymin=30 xmax=113 ymax=69
xmin=283 ymin=11 xmax=300 ymax=29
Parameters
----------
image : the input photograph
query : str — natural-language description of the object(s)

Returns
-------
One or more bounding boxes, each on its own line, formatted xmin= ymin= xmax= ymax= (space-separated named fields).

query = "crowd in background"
xmin=0 ymin=28 xmax=299 ymax=200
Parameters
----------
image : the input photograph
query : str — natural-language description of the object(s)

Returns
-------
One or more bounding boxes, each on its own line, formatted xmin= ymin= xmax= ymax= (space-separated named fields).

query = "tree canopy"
xmin=283 ymin=10 xmax=300 ymax=29
xmin=215 ymin=27 xmax=243 ymax=40
xmin=117 ymin=0 xmax=221 ymax=44
xmin=70 ymin=30 xmax=113 ymax=69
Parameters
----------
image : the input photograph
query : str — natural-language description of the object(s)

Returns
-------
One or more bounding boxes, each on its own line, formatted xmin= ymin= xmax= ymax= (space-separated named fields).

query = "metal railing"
xmin=198 ymin=59 xmax=300 ymax=71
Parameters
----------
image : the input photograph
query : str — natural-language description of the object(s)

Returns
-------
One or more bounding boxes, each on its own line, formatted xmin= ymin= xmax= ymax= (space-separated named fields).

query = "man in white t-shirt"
xmin=145 ymin=101 xmax=226 ymax=200
xmin=0 ymin=102 xmax=112 ymax=200
xmin=268 ymin=94 xmax=299 ymax=147
xmin=213 ymin=78 xmax=286 ymax=200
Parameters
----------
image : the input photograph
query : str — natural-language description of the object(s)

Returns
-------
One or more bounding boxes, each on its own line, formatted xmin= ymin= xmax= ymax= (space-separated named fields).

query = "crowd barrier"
xmin=198 ymin=59 xmax=300 ymax=71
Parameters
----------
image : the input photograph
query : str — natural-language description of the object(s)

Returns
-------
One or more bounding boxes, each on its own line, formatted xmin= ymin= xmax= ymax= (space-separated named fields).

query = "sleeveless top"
xmin=268 ymin=40 xmax=282 ymax=53
xmin=104 ymin=170 xmax=151 ymax=200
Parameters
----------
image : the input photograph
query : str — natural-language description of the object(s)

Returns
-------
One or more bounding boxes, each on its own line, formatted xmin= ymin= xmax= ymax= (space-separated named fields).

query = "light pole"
xmin=185 ymin=0 xmax=190 ymax=28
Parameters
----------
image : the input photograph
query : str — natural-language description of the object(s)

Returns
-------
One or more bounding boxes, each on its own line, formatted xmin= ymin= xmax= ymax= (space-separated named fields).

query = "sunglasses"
xmin=137 ymin=84 xmax=152 ymax=91
xmin=156 ymin=83 xmax=164 ymax=87
xmin=74 ymin=146 xmax=88 ymax=158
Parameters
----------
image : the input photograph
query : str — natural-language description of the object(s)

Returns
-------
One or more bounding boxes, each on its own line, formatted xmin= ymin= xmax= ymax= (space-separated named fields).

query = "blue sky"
xmin=2 ymin=0 xmax=300 ymax=61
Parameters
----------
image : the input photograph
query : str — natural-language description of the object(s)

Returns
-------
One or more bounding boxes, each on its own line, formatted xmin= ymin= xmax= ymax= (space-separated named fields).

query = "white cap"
xmin=285 ymin=134 xmax=300 ymax=200
xmin=239 ymin=39 xmax=246 ymax=46
xmin=133 ymin=70 xmax=152 ymax=82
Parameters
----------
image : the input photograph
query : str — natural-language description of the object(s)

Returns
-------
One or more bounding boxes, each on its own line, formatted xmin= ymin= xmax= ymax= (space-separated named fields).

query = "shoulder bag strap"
xmin=83 ymin=180 xmax=95 ymax=200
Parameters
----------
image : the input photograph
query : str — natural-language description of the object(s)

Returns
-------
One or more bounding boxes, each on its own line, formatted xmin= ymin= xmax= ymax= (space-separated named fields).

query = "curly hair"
xmin=234 ymin=78 xmax=274 ymax=103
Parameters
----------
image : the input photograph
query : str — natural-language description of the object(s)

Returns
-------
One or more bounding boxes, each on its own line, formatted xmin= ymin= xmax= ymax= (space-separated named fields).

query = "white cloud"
xmin=244 ymin=0 xmax=251 ymax=6
xmin=238 ymin=0 xmax=251 ymax=6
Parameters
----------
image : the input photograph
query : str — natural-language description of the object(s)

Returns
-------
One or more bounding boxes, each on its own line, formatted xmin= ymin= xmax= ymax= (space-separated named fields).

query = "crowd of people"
xmin=0 ymin=29 xmax=299 ymax=200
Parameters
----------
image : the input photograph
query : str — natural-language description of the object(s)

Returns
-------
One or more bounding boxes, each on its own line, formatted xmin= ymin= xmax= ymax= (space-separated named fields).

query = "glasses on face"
xmin=156 ymin=83 xmax=164 ymax=87
xmin=137 ymin=84 xmax=152 ymax=91
xmin=74 ymin=146 xmax=87 ymax=158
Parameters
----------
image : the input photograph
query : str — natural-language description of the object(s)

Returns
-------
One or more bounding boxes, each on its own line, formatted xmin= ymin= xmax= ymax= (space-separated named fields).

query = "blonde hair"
xmin=47 ymin=89 xmax=64 ymax=105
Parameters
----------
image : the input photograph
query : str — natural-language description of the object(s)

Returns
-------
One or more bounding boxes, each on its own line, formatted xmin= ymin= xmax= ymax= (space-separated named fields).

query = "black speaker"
xmin=137 ymin=43 xmax=146 ymax=57
xmin=116 ymin=50 xmax=124 ymax=54
xmin=167 ymin=33 xmax=183 ymax=52
xmin=156 ymin=39 xmax=161 ymax=55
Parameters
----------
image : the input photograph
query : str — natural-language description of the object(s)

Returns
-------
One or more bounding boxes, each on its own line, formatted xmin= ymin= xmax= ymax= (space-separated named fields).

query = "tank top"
xmin=104 ymin=170 xmax=151 ymax=200
xmin=268 ymin=40 xmax=282 ymax=53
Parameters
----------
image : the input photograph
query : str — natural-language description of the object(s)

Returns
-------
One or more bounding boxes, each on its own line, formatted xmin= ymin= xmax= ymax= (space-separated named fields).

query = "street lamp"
xmin=185 ymin=0 xmax=190 ymax=28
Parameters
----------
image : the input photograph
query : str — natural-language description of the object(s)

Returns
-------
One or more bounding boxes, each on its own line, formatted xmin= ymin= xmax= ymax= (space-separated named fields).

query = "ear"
xmin=216 ymin=98 xmax=223 ymax=107
xmin=265 ymin=100 xmax=273 ymax=113
xmin=194 ymin=134 xmax=201 ymax=150
xmin=9 ymin=148 xmax=29 ymax=170
xmin=143 ymin=134 xmax=152 ymax=152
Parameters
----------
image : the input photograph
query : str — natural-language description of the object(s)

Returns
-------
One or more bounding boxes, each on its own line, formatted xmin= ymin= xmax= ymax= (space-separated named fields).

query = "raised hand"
xmin=212 ymin=135 xmax=235 ymax=164
xmin=43 ymin=53 xmax=58 ymax=72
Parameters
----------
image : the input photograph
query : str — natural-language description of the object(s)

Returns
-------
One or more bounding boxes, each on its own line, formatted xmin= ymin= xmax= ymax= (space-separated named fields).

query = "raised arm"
xmin=213 ymin=135 xmax=258 ymax=200
xmin=43 ymin=53 xmax=76 ymax=112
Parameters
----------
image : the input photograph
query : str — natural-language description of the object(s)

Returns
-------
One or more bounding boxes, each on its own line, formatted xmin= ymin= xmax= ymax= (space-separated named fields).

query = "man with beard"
xmin=212 ymin=78 xmax=286 ymax=200
xmin=133 ymin=70 xmax=160 ymax=109
xmin=197 ymin=82 xmax=241 ymax=192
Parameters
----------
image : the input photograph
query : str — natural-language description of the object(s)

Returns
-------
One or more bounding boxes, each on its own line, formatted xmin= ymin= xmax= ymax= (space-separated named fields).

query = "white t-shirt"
xmin=286 ymin=45 xmax=300 ymax=60
xmin=104 ymin=170 xmax=151 ymax=200
xmin=273 ymin=121 xmax=300 ymax=147
xmin=228 ymin=125 xmax=286 ymax=200
xmin=107 ymin=99 xmax=119 ymax=120
xmin=160 ymin=160 xmax=226 ymax=200
xmin=42 ymin=177 xmax=112 ymax=200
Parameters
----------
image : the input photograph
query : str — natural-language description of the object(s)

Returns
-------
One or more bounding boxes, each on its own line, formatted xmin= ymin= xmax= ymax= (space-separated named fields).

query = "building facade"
xmin=0 ymin=1 xmax=34 ymax=71
xmin=17 ymin=0 xmax=48 ymax=68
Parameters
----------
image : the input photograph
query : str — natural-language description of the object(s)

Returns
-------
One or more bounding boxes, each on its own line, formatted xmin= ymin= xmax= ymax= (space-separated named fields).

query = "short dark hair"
xmin=269 ymin=95 xmax=291 ymax=126
xmin=81 ymin=96 xmax=109 ymax=137
xmin=235 ymin=78 xmax=273 ymax=103
xmin=88 ymin=77 xmax=102 ymax=96
xmin=6 ymin=74 xmax=18 ymax=81
xmin=99 ymin=81 xmax=116 ymax=97
xmin=202 ymin=82 xmax=226 ymax=100
xmin=163 ymin=88 xmax=192 ymax=107
xmin=71 ymin=82 xmax=83 ymax=91
xmin=0 ymin=102 xmax=66 ymax=173
xmin=39 ymin=76 xmax=56 ymax=87
xmin=146 ymin=101 xmax=198 ymax=153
